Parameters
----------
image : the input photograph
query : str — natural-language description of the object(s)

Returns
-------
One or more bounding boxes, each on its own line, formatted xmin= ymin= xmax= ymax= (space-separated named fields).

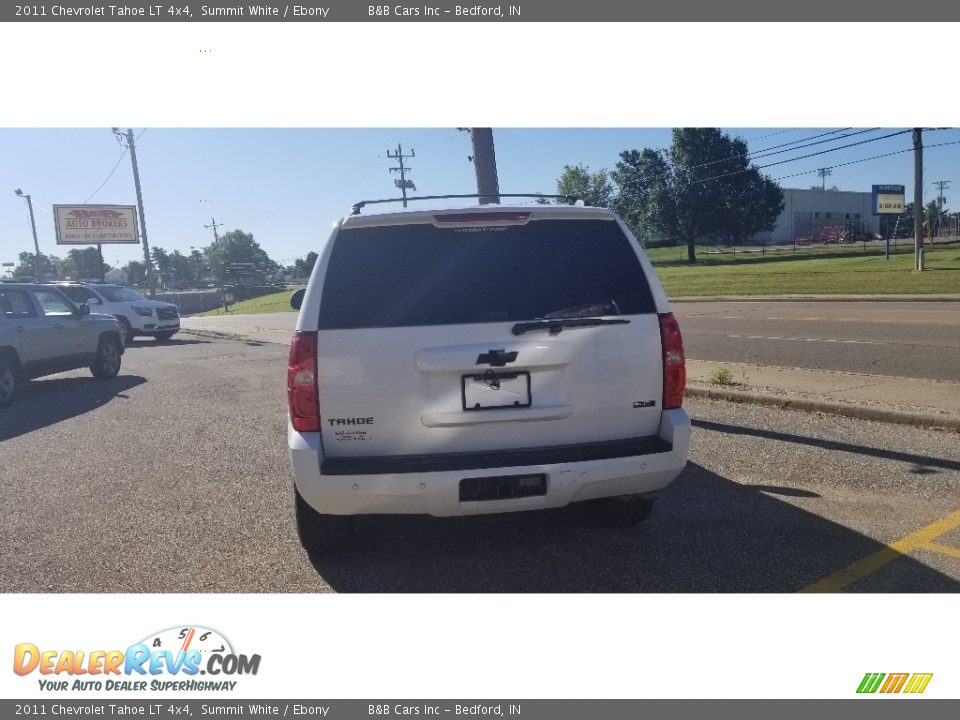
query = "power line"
xmin=750 ymin=128 xmax=879 ymax=160
xmin=766 ymin=139 xmax=960 ymax=184
xmin=83 ymin=148 xmax=128 ymax=203
xmin=751 ymin=127 xmax=856 ymax=155
xmin=233 ymin=157 xmax=383 ymax=226
xmin=690 ymin=129 xmax=914 ymax=186
xmin=620 ymin=128 xmax=876 ymax=185
xmin=742 ymin=128 xmax=803 ymax=142
xmin=680 ymin=128 xmax=878 ymax=177
xmin=417 ymin=131 xmax=462 ymax=148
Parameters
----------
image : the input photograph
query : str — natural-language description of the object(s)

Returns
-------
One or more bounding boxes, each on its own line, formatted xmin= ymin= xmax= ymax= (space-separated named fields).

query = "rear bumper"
xmin=289 ymin=409 xmax=691 ymax=517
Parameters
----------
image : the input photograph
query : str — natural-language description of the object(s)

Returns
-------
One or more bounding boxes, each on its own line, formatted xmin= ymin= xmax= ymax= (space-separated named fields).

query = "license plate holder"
xmin=460 ymin=473 xmax=547 ymax=502
xmin=462 ymin=370 xmax=531 ymax=410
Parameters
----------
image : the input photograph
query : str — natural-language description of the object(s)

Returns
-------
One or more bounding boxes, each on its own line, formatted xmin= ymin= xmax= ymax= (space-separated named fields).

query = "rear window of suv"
xmin=317 ymin=218 xmax=656 ymax=329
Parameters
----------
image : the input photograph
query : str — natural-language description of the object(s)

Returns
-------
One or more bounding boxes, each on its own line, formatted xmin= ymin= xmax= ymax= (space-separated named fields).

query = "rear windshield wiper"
xmin=511 ymin=317 xmax=630 ymax=336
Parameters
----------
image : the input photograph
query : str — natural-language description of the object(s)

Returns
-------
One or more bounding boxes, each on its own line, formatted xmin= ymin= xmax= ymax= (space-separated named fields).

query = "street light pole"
xmin=14 ymin=189 xmax=42 ymax=281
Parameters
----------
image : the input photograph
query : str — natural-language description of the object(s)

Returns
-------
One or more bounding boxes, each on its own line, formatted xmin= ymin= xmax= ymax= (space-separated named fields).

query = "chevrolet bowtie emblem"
xmin=476 ymin=349 xmax=518 ymax=367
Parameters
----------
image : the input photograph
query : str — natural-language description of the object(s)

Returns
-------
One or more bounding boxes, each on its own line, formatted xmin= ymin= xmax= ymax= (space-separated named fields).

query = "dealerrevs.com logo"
xmin=13 ymin=626 xmax=261 ymax=693
xmin=857 ymin=672 xmax=933 ymax=695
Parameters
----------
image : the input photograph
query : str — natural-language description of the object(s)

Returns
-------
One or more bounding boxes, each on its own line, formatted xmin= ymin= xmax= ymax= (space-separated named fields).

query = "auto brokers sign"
xmin=54 ymin=204 xmax=140 ymax=244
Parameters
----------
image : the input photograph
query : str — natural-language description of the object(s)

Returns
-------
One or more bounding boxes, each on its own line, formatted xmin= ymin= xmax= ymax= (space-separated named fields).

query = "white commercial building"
xmin=751 ymin=188 xmax=880 ymax=244
xmin=105 ymin=267 xmax=129 ymax=284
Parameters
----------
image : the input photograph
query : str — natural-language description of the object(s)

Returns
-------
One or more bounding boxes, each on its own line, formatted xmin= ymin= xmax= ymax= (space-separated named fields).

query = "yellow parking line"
xmin=921 ymin=542 xmax=960 ymax=560
xmin=800 ymin=508 xmax=960 ymax=593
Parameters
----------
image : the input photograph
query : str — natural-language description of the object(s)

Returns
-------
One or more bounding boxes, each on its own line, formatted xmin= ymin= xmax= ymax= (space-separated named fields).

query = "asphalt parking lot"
xmin=1 ymin=336 xmax=958 ymax=593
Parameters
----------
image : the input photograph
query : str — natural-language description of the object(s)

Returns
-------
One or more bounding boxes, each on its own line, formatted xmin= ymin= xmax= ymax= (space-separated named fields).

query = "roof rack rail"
xmin=349 ymin=193 xmax=583 ymax=216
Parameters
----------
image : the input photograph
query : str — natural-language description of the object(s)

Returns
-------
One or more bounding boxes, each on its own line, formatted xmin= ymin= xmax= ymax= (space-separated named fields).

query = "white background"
xmin=1 ymin=21 xmax=958 ymax=701
xmin=2 ymin=594 xmax=956 ymax=698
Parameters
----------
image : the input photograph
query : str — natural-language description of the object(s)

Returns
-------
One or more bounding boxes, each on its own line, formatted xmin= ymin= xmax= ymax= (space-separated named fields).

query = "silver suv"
xmin=287 ymin=200 xmax=690 ymax=552
xmin=53 ymin=282 xmax=180 ymax=346
xmin=0 ymin=283 xmax=124 ymax=407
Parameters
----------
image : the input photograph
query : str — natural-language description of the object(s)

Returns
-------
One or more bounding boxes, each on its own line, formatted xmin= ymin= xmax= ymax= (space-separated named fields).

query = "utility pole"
xmin=469 ymin=128 xmax=501 ymax=204
xmin=387 ymin=143 xmax=416 ymax=207
xmin=114 ymin=128 xmax=155 ymax=295
xmin=14 ymin=189 xmax=41 ymax=281
xmin=204 ymin=217 xmax=223 ymax=242
xmin=913 ymin=128 xmax=924 ymax=271
xmin=932 ymin=179 xmax=951 ymax=237
xmin=816 ymin=167 xmax=832 ymax=190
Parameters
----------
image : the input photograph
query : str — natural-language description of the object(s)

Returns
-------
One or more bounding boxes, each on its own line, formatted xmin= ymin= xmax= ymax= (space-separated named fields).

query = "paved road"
xmin=674 ymin=301 xmax=960 ymax=381
xmin=1 ymin=336 xmax=958 ymax=592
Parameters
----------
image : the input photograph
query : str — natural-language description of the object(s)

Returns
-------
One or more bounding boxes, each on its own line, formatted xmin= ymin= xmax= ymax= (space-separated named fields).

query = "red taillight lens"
xmin=658 ymin=313 xmax=686 ymax=410
xmin=288 ymin=331 xmax=320 ymax=432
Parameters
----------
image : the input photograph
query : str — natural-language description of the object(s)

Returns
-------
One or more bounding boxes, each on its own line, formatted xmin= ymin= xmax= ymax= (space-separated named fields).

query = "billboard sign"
xmin=871 ymin=185 xmax=905 ymax=215
xmin=54 ymin=205 xmax=140 ymax=244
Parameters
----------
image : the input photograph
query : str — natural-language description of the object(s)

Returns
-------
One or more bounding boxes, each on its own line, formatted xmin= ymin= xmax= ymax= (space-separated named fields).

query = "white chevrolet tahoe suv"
xmin=287 ymin=201 xmax=690 ymax=552
xmin=54 ymin=282 xmax=180 ymax=346
xmin=0 ymin=283 xmax=124 ymax=407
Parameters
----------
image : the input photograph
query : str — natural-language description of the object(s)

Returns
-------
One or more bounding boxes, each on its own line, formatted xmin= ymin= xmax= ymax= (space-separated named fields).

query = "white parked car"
xmin=53 ymin=282 xmax=180 ymax=345
xmin=287 ymin=200 xmax=690 ymax=552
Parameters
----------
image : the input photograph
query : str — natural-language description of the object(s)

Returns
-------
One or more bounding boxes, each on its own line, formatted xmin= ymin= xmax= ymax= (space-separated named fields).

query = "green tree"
xmin=722 ymin=166 xmax=786 ymax=244
xmin=886 ymin=202 xmax=914 ymax=239
xmin=612 ymin=129 xmax=783 ymax=263
xmin=61 ymin=248 xmax=108 ymax=279
xmin=203 ymin=229 xmax=277 ymax=274
xmin=294 ymin=251 xmax=318 ymax=279
xmin=188 ymin=249 xmax=209 ymax=280
xmin=163 ymin=250 xmax=194 ymax=284
xmin=926 ymin=199 xmax=950 ymax=236
xmin=151 ymin=247 xmax=171 ymax=277
xmin=122 ymin=260 xmax=146 ymax=286
xmin=611 ymin=148 xmax=675 ymax=244
xmin=13 ymin=252 xmax=62 ymax=280
xmin=554 ymin=164 xmax=614 ymax=207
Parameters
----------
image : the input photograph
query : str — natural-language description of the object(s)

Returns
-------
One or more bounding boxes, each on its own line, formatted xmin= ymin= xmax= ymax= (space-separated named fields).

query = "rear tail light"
xmin=288 ymin=331 xmax=320 ymax=432
xmin=658 ymin=313 xmax=686 ymax=410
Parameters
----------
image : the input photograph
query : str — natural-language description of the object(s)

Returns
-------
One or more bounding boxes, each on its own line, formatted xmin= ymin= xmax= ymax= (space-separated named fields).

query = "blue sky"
xmin=2 ymin=127 xmax=958 ymax=270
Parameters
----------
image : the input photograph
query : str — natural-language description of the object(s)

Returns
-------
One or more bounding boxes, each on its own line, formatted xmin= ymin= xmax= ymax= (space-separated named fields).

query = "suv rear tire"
xmin=0 ymin=358 xmax=18 ymax=407
xmin=90 ymin=337 xmax=122 ymax=378
xmin=154 ymin=331 xmax=177 ymax=342
xmin=295 ymin=488 xmax=355 ymax=554
xmin=577 ymin=494 xmax=655 ymax=528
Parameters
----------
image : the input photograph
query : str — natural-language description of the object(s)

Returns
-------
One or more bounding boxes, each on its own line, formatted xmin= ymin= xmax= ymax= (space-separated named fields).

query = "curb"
xmin=685 ymin=386 xmax=960 ymax=432
xmin=180 ymin=327 xmax=286 ymax=345
xmin=179 ymin=328 xmax=246 ymax=341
